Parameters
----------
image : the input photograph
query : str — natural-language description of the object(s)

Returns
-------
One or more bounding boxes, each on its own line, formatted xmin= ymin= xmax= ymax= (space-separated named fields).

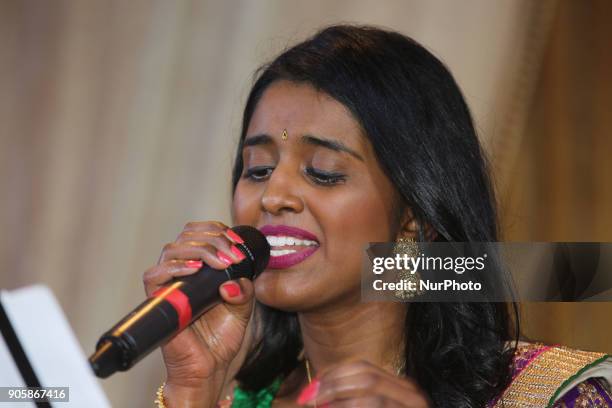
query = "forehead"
xmin=246 ymin=80 xmax=369 ymax=152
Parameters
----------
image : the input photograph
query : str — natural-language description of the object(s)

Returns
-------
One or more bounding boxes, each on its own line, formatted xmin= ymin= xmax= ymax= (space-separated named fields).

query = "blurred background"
xmin=1 ymin=0 xmax=610 ymax=406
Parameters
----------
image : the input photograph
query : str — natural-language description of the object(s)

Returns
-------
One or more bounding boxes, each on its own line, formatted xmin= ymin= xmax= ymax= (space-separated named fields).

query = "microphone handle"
xmin=90 ymin=263 xmax=251 ymax=378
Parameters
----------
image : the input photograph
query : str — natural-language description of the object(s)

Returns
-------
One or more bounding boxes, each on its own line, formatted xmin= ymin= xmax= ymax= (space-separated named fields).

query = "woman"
xmin=144 ymin=25 xmax=612 ymax=407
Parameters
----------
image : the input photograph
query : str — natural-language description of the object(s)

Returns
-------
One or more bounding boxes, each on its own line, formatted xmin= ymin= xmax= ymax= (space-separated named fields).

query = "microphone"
xmin=88 ymin=225 xmax=270 ymax=378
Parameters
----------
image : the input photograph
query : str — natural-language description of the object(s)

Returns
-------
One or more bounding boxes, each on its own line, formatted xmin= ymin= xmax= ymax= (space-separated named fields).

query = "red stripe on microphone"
xmin=152 ymin=286 xmax=192 ymax=330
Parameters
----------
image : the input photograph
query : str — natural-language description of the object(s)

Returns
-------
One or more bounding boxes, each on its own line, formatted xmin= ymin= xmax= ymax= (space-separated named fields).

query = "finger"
xmin=179 ymin=222 xmax=246 ymax=253
xmin=158 ymin=241 xmax=235 ymax=270
xmin=315 ymin=374 xmax=425 ymax=407
xmin=181 ymin=220 xmax=229 ymax=234
xmin=143 ymin=259 xmax=205 ymax=297
xmin=314 ymin=372 xmax=384 ymax=404
xmin=223 ymin=228 xmax=246 ymax=245
xmin=218 ymin=278 xmax=255 ymax=324
xmin=320 ymin=360 xmax=414 ymax=390
xmin=329 ymin=396 xmax=404 ymax=408
xmin=306 ymin=363 xmax=421 ymax=407
xmin=175 ymin=230 xmax=245 ymax=263
xmin=176 ymin=230 xmax=225 ymax=245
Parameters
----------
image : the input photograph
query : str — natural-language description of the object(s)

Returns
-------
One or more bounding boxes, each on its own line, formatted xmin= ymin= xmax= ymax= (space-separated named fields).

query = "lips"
xmin=259 ymin=224 xmax=320 ymax=269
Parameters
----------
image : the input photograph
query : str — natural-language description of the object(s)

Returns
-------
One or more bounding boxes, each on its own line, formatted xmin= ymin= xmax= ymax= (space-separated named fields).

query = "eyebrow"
xmin=243 ymin=133 xmax=364 ymax=161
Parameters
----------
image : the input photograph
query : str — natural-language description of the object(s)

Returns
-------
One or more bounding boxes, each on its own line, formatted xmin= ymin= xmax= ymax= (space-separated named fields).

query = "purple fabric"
xmin=487 ymin=344 xmax=612 ymax=407
xmin=552 ymin=377 xmax=612 ymax=407
xmin=487 ymin=344 xmax=551 ymax=407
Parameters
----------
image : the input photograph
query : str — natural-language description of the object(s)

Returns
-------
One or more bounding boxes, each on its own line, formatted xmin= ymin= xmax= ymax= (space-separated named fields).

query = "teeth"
xmin=266 ymin=235 xmax=318 ymax=247
xmin=271 ymin=249 xmax=298 ymax=256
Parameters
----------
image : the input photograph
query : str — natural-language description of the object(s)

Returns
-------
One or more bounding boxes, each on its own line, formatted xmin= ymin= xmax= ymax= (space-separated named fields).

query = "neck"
xmin=298 ymin=293 xmax=407 ymax=377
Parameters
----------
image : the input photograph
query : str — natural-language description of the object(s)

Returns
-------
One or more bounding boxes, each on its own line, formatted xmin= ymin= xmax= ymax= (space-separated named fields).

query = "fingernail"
xmin=185 ymin=260 xmax=203 ymax=269
xmin=216 ymin=250 xmax=233 ymax=266
xmin=225 ymin=229 xmax=244 ymax=244
xmin=223 ymin=282 xmax=241 ymax=298
xmin=297 ymin=379 xmax=320 ymax=405
xmin=230 ymin=245 xmax=246 ymax=261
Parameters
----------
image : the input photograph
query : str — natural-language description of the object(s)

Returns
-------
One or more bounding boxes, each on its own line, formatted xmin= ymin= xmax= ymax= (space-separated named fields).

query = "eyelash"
xmin=243 ymin=166 xmax=346 ymax=186
xmin=306 ymin=167 xmax=347 ymax=185
xmin=243 ymin=166 xmax=274 ymax=181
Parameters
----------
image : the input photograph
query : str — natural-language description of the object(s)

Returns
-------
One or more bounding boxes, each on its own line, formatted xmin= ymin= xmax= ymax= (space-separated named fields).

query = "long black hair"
xmin=231 ymin=24 xmax=518 ymax=408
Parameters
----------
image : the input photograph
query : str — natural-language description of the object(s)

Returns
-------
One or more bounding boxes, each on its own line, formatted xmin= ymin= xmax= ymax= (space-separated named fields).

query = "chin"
xmin=254 ymin=268 xmax=346 ymax=312
xmin=253 ymin=271 xmax=309 ymax=312
xmin=253 ymin=269 xmax=359 ymax=313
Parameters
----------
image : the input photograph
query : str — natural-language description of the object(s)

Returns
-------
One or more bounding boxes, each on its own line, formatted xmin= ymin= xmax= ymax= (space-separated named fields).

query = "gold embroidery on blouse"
xmin=571 ymin=381 xmax=610 ymax=407
xmin=493 ymin=344 xmax=608 ymax=408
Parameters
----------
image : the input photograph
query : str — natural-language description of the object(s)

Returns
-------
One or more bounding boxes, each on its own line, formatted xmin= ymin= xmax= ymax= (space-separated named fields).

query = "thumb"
xmin=219 ymin=278 xmax=255 ymax=323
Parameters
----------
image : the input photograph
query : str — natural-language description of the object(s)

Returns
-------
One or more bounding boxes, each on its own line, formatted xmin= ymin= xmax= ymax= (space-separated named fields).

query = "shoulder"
xmin=490 ymin=341 xmax=612 ymax=407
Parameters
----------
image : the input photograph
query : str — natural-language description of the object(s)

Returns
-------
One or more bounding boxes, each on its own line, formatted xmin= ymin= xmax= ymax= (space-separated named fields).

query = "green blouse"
xmin=231 ymin=378 xmax=282 ymax=408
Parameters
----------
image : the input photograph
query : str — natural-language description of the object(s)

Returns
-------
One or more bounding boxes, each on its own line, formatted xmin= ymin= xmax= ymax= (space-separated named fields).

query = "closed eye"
xmin=243 ymin=165 xmax=346 ymax=186
xmin=305 ymin=167 xmax=346 ymax=186
xmin=243 ymin=166 xmax=274 ymax=181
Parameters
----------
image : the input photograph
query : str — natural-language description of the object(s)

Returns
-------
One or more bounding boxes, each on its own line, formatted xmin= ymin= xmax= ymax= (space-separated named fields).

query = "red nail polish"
xmin=216 ymin=250 xmax=233 ymax=266
xmin=230 ymin=245 xmax=246 ymax=261
xmin=226 ymin=229 xmax=244 ymax=244
xmin=297 ymin=379 xmax=320 ymax=405
xmin=223 ymin=282 xmax=241 ymax=297
xmin=185 ymin=260 xmax=203 ymax=269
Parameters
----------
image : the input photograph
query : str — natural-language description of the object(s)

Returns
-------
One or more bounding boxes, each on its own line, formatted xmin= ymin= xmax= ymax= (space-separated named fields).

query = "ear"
xmin=397 ymin=206 xmax=438 ymax=241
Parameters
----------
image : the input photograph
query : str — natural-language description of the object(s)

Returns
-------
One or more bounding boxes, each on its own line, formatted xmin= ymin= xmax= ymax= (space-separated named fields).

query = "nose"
xmin=261 ymin=164 xmax=304 ymax=215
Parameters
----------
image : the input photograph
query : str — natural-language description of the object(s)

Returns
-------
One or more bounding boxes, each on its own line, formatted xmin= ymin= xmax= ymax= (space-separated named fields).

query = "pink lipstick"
xmin=260 ymin=224 xmax=320 ymax=269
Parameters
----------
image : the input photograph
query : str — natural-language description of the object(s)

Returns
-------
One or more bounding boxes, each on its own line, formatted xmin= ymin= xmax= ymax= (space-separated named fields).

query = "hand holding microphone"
xmin=88 ymin=222 xmax=269 ymax=407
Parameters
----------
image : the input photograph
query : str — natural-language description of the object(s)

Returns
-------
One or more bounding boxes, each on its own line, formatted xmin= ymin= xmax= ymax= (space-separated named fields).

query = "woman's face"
xmin=232 ymin=80 xmax=401 ymax=312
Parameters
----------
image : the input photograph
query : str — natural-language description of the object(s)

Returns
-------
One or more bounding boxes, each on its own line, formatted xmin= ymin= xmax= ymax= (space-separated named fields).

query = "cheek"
xmin=316 ymin=185 xmax=395 ymax=280
xmin=231 ymin=182 xmax=260 ymax=225
xmin=321 ymin=186 xmax=394 ymax=248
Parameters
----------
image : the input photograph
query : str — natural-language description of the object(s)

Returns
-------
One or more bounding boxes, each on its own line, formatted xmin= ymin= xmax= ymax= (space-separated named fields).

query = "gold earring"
xmin=392 ymin=236 xmax=421 ymax=300
xmin=281 ymin=129 xmax=288 ymax=140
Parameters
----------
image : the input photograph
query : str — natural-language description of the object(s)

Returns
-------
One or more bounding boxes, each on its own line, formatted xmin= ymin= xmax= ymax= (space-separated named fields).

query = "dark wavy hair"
xmin=231 ymin=24 xmax=519 ymax=408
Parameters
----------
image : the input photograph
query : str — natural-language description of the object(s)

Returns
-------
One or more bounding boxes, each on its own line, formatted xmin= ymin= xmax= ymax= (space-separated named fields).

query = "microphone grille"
xmin=231 ymin=225 xmax=270 ymax=278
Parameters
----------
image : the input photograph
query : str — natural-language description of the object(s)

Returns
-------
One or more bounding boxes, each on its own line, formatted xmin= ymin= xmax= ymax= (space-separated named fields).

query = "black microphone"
xmin=88 ymin=225 xmax=270 ymax=378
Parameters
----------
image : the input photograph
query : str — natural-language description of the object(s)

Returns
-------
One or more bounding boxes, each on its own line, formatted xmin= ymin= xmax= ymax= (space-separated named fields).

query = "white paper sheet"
xmin=0 ymin=285 xmax=110 ymax=407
